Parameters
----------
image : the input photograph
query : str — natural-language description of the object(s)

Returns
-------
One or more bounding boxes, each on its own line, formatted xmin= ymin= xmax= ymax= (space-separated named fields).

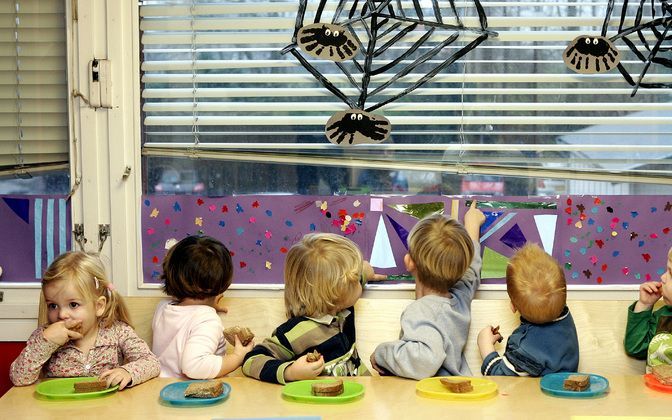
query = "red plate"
xmin=644 ymin=373 xmax=672 ymax=393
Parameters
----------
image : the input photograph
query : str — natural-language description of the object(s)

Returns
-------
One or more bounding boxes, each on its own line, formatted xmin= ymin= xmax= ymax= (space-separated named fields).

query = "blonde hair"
xmin=407 ymin=214 xmax=474 ymax=293
xmin=506 ymin=243 xmax=566 ymax=324
xmin=284 ymin=233 xmax=363 ymax=318
xmin=38 ymin=251 xmax=132 ymax=328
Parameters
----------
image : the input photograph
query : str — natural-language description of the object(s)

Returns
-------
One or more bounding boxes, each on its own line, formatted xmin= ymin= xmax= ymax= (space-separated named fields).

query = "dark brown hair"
xmin=161 ymin=235 xmax=233 ymax=300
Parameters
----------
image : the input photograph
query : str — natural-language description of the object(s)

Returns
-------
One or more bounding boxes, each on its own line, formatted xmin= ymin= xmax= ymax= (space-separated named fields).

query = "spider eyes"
xmin=584 ymin=37 xmax=600 ymax=45
xmin=333 ymin=31 xmax=340 ymax=37
xmin=325 ymin=29 xmax=331 ymax=36
xmin=593 ymin=38 xmax=599 ymax=45
xmin=324 ymin=29 xmax=340 ymax=37
xmin=350 ymin=113 xmax=363 ymax=121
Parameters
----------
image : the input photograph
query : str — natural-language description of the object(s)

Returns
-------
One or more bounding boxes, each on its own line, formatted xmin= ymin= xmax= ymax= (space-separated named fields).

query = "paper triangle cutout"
xmin=2 ymin=197 xmax=30 ymax=224
xmin=370 ymin=215 xmax=396 ymax=268
xmin=500 ymin=223 xmax=527 ymax=250
xmin=386 ymin=214 xmax=409 ymax=249
xmin=480 ymin=211 xmax=504 ymax=235
xmin=534 ymin=214 xmax=558 ymax=254
xmin=481 ymin=246 xmax=510 ymax=279
xmin=480 ymin=212 xmax=517 ymax=243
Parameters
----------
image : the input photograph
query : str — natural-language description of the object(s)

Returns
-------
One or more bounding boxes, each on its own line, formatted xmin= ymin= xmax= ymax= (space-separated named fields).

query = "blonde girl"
xmin=243 ymin=233 xmax=378 ymax=384
xmin=10 ymin=251 xmax=159 ymax=389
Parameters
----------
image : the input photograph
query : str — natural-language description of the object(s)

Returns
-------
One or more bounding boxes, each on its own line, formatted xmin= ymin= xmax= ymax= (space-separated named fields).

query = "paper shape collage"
xmin=140 ymin=194 xmax=672 ymax=287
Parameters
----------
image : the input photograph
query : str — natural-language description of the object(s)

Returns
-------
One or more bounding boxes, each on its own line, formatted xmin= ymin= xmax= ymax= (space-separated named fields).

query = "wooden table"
xmin=0 ymin=376 xmax=670 ymax=419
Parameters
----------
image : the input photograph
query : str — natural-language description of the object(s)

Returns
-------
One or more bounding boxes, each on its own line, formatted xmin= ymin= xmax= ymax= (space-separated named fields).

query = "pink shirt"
xmin=152 ymin=300 xmax=227 ymax=379
xmin=10 ymin=321 xmax=160 ymax=387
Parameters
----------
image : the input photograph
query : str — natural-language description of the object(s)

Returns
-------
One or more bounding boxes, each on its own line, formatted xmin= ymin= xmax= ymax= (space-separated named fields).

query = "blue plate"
xmin=159 ymin=380 xmax=231 ymax=406
xmin=540 ymin=372 xmax=609 ymax=398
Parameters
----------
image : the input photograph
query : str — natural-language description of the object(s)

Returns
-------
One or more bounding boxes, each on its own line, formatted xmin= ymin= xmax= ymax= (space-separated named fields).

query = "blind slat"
xmin=0 ymin=1 xmax=68 ymax=168
xmin=144 ymin=115 xmax=672 ymax=126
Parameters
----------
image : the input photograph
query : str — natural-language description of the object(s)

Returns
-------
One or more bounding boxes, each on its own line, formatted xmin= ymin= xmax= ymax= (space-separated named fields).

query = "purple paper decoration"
xmin=500 ymin=223 xmax=527 ymax=250
xmin=480 ymin=211 xmax=504 ymax=234
xmin=386 ymin=214 xmax=410 ymax=250
xmin=555 ymin=195 xmax=672 ymax=286
xmin=140 ymin=194 xmax=672 ymax=287
xmin=0 ymin=195 xmax=71 ymax=282
xmin=3 ymin=197 xmax=30 ymax=224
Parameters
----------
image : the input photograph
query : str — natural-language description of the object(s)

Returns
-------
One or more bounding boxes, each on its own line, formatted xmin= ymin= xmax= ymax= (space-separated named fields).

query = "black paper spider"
xmin=283 ymin=0 xmax=496 ymax=144
xmin=563 ymin=35 xmax=621 ymax=73
xmin=567 ymin=0 xmax=672 ymax=95
xmin=325 ymin=110 xmax=391 ymax=145
xmin=298 ymin=23 xmax=359 ymax=61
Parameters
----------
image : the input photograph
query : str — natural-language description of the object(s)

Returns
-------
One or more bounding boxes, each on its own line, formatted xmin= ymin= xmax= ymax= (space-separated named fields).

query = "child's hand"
xmin=634 ymin=281 xmax=663 ymax=312
xmin=231 ymin=335 xmax=255 ymax=359
xmin=370 ymin=353 xmax=388 ymax=376
xmin=42 ymin=319 xmax=83 ymax=346
xmin=213 ymin=294 xmax=228 ymax=313
xmin=477 ymin=325 xmax=502 ymax=359
xmin=284 ymin=353 xmax=324 ymax=382
xmin=362 ymin=261 xmax=388 ymax=282
xmin=464 ymin=200 xmax=486 ymax=242
xmin=99 ymin=367 xmax=132 ymax=390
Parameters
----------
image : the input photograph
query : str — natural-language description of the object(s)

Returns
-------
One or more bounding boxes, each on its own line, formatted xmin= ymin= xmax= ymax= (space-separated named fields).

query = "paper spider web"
xmin=282 ymin=0 xmax=497 ymax=144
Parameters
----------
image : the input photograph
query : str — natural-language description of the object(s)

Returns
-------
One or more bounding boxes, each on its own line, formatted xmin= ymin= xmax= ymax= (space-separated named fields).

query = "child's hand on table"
xmin=100 ymin=367 xmax=132 ymax=390
xmin=42 ymin=319 xmax=83 ymax=346
xmin=284 ymin=353 xmax=324 ymax=382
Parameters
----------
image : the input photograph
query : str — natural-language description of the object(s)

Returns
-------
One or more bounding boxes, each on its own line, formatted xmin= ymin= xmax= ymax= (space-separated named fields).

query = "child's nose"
xmin=58 ymin=307 xmax=70 ymax=320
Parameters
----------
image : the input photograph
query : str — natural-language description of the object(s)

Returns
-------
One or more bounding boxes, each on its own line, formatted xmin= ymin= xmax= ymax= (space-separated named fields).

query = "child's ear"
xmin=95 ymin=296 xmax=107 ymax=317
xmin=404 ymin=253 xmax=416 ymax=273
xmin=510 ymin=301 xmax=517 ymax=313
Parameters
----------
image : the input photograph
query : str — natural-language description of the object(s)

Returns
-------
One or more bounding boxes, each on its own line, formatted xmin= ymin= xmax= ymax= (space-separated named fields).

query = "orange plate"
xmin=644 ymin=373 xmax=672 ymax=393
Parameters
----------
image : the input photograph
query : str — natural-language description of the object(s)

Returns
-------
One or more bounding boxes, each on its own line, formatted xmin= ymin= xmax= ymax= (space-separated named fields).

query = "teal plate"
xmin=159 ymin=380 xmax=231 ymax=406
xmin=36 ymin=377 xmax=118 ymax=400
xmin=540 ymin=372 xmax=609 ymax=398
xmin=282 ymin=379 xmax=364 ymax=404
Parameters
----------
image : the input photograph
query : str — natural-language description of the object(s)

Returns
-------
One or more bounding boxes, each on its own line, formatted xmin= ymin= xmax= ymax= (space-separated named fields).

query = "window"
xmin=139 ymin=0 xmax=671 ymax=196
xmin=0 ymin=0 xmax=70 ymax=192
xmin=0 ymin=0 xmax=69 ymax=285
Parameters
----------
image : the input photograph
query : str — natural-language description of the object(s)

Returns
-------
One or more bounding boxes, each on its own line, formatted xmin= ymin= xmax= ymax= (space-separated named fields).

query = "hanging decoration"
xmin=283 ymin=0 xmax=496 ymax=145
xmin=563 ymin=0 xmax=672 ymax=96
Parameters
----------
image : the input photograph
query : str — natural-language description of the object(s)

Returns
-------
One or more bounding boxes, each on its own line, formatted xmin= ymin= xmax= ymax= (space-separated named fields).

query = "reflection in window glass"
xmin=0 ymin=170 xmax=70 ymax=195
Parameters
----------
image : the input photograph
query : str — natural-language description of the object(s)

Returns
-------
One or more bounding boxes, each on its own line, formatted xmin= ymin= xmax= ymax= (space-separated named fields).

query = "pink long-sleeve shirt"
xmin=10 ymin=321 xmax=160 ymax=386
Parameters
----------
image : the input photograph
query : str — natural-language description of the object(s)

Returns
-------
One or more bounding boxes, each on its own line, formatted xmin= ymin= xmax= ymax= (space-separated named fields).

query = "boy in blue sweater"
xmin=478 ymin=243 xmax=579 ymax=376
xmin=370 ymin=201 xmax=485 ymax=379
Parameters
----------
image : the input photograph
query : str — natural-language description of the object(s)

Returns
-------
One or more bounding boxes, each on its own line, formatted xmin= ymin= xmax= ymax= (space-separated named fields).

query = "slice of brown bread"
xmin=440 ymin=378 xmax=473 ymax=393
xmin=311 ymin=379 xmax=344 ymax=396
xmin=74 ymin=379 xmax=108 ymax=393
xmin=184 ymin=380 xmax=224 ymax=398
xmin=222 ymin=326 xmax=255 ymax=346
xmin=652 ymin=364 xmax=672 ymax=385
xmin=563 ymin=374 xmax=590 ymax=391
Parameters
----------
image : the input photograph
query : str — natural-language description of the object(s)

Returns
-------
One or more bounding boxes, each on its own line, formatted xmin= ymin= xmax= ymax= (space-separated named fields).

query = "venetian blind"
xmin=0 ymin=0 xmax=69 ymax=173
xmin=139 ymin=0 xmax=672 ymax=184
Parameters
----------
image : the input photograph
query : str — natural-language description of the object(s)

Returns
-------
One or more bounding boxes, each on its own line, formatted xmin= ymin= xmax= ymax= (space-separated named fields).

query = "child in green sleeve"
xmin=625 ymin=246 xmax=672 ymax=370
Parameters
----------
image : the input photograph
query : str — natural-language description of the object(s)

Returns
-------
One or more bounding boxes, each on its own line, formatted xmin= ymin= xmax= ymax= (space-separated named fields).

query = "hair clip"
xmin=107 ymin=283 xmax=116 ymax=293
xmin=94 ymin=276 xmax=100 ymax=289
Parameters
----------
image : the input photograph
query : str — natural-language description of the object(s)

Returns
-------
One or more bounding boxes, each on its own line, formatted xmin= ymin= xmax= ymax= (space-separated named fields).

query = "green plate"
xmin=36 ymin=377 xmax=119 ymax=400
xmin=282 ymin=379 xmax=364 ymax=404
